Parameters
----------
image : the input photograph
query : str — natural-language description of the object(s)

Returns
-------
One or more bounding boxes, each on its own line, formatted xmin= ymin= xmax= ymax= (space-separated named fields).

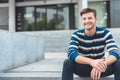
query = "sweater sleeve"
xmin=67 ymin=32 xmax=80 ymax=61
xmin=105 ymin=30 xmax=120 ymax=60
xmin=109 ymin=50 xmax=120 ymax=60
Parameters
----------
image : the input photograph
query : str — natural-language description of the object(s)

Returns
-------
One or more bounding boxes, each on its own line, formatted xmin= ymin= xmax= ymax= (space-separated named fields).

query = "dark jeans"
xmin=62 ymin=59 xmax=120 ymax=80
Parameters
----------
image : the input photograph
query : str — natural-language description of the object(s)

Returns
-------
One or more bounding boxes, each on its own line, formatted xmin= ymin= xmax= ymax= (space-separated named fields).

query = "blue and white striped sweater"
xmin=67 ymin=27 xmax=120 ymax=60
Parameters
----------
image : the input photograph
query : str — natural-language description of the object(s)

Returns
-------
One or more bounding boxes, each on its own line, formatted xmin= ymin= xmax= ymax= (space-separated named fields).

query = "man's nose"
xmin=85 ymin=18 xmax=90 ymax=22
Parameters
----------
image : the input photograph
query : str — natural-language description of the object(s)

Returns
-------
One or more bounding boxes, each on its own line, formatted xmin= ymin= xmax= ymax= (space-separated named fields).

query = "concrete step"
xmin=22 ymin=29 xmax=120 ymax=52
xmin=0 ymin=72 xmax=62 ymax=80
xmin=0 ymin=53 xmax=114 ymax=80
xmin=0 ymin=72 xmax=114 ymax=80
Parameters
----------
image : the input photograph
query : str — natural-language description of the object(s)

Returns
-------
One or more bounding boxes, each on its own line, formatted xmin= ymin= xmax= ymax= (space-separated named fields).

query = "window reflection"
xmin=16 ymin=7 xmax=35 ymax=31
xmin=46 ymin=5 xmax=69 ymax=30
xmin=16 ymin=0 xmax=41 ymax=2
xmin=0 ymin=0 xmax=8 ymax=3
xmin=16 ymin=4 xmax=70 ymax=31
xmin=36 ymin=7 xmax=46 ymax=30
xmin=0 ymin=7 xmax=8 ymax=30
xmin=88 ymin=1 xmax=108 ymax=28
xmin=24 ymin=7 xmax=35 ymax=31
xmin=57 ymin=5 xmax=69 ymax=30
xmin=46 ymin=6 xmax=57 ymax=30
xmin=74 ymin=1 xmax=109 ymax=29
xmin=16 ymin=1 xmax=109 ymax=31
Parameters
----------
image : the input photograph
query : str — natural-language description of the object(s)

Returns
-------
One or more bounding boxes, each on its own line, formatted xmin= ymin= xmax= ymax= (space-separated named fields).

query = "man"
xmin=62 ymin=7 xmax=120 ymax=80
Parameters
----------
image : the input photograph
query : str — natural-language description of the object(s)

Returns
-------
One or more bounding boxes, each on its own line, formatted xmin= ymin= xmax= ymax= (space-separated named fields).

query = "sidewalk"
xmin=7 ymin=52 xmax=67 ymax=73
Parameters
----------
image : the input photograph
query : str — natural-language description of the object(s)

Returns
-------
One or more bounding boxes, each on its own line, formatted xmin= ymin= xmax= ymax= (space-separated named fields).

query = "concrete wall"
xmin=0 ymin=30 xmax=44 ymax=71
xmin=21 ymin=28 xmax=120 ymax=52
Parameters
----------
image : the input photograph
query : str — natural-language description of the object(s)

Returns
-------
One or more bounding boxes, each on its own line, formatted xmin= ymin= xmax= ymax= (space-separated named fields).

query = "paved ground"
xmin=6 ymin=52 xmax=67 ymax=73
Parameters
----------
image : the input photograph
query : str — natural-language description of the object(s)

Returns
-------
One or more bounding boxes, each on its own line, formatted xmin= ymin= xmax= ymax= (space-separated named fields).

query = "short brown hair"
xmin=80 ymin=7 xmax=97 ymax=18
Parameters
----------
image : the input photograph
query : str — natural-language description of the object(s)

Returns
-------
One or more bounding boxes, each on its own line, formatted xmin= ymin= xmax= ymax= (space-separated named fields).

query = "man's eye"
xmin=88 ymin=17 xmax=92 ymax=19
xmin=83 ymin=18 xmax=86 ymax=20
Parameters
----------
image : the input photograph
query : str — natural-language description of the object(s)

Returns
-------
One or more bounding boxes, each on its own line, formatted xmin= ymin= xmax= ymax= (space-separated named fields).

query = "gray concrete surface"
xmin=22 ymin=28 xmax=120 ymax=52
xmin=0 ymin=52 xmax=114 ymax=80
xmin=0 ymin=30 xmax=44 ymax=71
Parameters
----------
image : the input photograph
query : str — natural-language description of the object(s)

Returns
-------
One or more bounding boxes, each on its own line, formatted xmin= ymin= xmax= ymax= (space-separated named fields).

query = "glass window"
xmin=88 ymin=1 xmax=108 ymax=28
xmin=46 ymin=5 xmax=69 ymax=30
xmin=0 ymin=7 xmax=8 ymax=30
xmin=57 ymin=4 xmax=69 ymax=30
xmin=16 ymin=0 xmax=42 ymax=2
xmin=75 ymin=1 xmax=109 ymax=29
xmin=16 ymin=4 xmax=71 ymax=31
xmin=36 ymin=6 xmax=46 ymax=30
xmin=16 ymin=7 xmax=35 ymax=31
xmin=24 ymin=7 xmax=35 ymax=31
xmin=16 ymin=0 xmax=23 ymax=2
xmin=46 ymin=5 xmax=57 ymax=30
xmin=75 ymin=4 xmax=78 ymax=29
xmin=0 ymin=0 xmax=8 ymax=3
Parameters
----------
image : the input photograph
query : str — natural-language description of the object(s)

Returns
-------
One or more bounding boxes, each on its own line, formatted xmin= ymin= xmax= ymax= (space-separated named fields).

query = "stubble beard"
xmin=85 ymin=25 xmax=94 ymax=30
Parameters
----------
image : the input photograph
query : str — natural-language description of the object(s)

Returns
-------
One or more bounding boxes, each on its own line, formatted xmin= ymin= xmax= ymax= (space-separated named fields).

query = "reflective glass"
xmin=16 ymin=4 xmax=70 ymax=31
xmin=24 ymin=7 xmax=35 ymax=31
xmin=0 ymin=0 xmax=8 ymax=3
xmin=75 ymin=1 xmax=109 ymax=29
xmin=16 ymin=7 xmax=35 ymax=31
xmin=36 ymin=7 xmax=46 ymax=30
xmin=16 ymin=0 xmax=42 ymax=2
xmin=0 ymin=7 xmax=8 ymax=30
xmin=46 ymin=6 xmax=57 ymax=30
xmin=88 ymin=1 xmax=108 ymax=28
xmin=57 ymin=5 xmax=69 ymax=30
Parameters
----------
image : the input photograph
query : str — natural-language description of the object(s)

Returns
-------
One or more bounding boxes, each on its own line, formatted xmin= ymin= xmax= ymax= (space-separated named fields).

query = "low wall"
xmin=21 ymin=28 xmax=120 ymax=52
xmin=0 ymin=30 xmax=44 ymax=71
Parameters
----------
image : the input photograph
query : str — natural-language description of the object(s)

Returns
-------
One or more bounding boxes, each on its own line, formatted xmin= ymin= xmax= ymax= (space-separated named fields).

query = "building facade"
xmin=0 ymin=0 xmax=120 ymax=32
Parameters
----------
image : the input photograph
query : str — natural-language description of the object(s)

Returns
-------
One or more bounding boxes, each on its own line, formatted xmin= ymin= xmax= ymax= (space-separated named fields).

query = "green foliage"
xmin=26 ymin=17 xmax=64 ymax=31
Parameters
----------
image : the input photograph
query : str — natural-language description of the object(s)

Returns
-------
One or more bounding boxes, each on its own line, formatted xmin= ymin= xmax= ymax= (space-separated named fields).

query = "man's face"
xmin=81 ymin=12 xmax=97 ymax=30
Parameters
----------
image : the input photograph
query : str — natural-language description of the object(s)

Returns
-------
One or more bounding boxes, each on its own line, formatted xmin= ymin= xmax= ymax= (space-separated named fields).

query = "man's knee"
xmin=115 ymin=59 xmax=120 ymax=70
xmin=63 ymin=59 xmax=74 ymax=68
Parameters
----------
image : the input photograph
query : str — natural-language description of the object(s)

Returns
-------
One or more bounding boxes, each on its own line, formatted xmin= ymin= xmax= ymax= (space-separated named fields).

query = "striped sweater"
xmin=67 ymin=27 xmax=120 ymax=61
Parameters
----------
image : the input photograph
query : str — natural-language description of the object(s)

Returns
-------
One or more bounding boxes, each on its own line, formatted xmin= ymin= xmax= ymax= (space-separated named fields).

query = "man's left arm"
xmin=105 ymin=55 xmax=117 ymax=65
xmin=105 ymin=30 xmax=120 ymax=65
xmin=105 ymin=50 xmax=120 ymax=65
xmin=90 ymin=55 xmax=116 ymax=80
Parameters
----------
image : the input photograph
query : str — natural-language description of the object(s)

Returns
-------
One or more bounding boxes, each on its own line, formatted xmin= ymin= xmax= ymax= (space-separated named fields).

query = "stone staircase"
xmin=20 ymin=30 xmax=74 ymax=52
xmin=1 ymin=29 xmax=119 ymax=80
xmin=0 ymin=52 xmax=82 ymax=80
xmin=39 ymin=30 xmax=72 ymax=52
xmin=0 ymin=52 xmax=114 ymax=80
xmin=21 ymin=29 xmax=120 ymax=52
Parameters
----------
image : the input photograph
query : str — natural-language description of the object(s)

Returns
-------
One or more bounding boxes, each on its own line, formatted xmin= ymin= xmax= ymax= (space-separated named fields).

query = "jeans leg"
xmin=101 ymin=64 xmax=114 ymax=77
xmin=101 ymin=59 xmax=120 ymax=80
xmin=62 ymin=59 xmax=92 ymax=80
xmin=62 ymin=59 xmax=74 ymax=80
xmin=74 ymin=62 xmax=92 ymax=77
xmin=114 ymin=59 xmax=120 ymax=80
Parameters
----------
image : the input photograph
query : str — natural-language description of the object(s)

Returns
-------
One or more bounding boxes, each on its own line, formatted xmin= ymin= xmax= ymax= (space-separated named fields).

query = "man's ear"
xmin=96 ymin=17 xmax=98 ymax=22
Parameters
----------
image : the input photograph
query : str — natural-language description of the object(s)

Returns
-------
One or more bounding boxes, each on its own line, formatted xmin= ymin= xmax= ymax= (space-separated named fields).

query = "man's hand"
xmin=90 ymin=59 xmax=107 ymax=72
xmin=91 ymin=68 xmax=101 ymax=80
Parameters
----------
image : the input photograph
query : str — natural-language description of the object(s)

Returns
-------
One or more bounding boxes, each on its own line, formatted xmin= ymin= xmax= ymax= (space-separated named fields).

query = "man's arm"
xmin=105 ymin=30 xmax=120 ymax=64
xmin=91 ymin=67 xmax=101 ymax=80
xmin=75 ymin=55 xmax=107 ymax=71
xmin=105 ymin=55 xmax=117 ymax=65
xmin=90 ymin=55 xmax=117 ymax=80
xmin=75 ymin=55 xmax=93 ymax=64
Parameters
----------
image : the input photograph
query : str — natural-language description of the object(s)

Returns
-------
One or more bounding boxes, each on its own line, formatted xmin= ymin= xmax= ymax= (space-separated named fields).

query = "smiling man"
xmin=62 ymin=7 xmax=120 ymax=80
